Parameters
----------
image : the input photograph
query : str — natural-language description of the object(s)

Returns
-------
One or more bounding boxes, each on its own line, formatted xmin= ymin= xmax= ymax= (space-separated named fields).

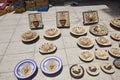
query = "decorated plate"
xmin=108 ymin=47 xmax=120 ymax=58
xmin=44 ymin=28 xmax=60 ymax=38
xmin=90 ymin=24 xmax=108 ymax=36
xmin=79 ymin=51 xmax=94 ymax=62
xmin=111 ymin=17 xmax=120 ymax=28
xmin=40 ymin=56 xmax=62 ymax=75
xmin=70 ymin=27 xmax=87 ymax=36
xmin=39 ymin=43 xmax=57 ymax=54
xmin=95 ymin=49 xmax=109 ymax=60
xmin=21 ymin=31 xmax=39 ymax=42
xmin=96 ymin=36 xmax=111 ymax=46
xmin=14 ymin=59 xmax=37 ymax=79
xmin=110 ymin=32 xmax=120 ymax=41
xmin=77 ymin=36 xmax=94 ymax=48
xmin=70 ymin=64 xmax=84 ymax=79
xmin=100 ymin=62 xmax=115 ymax=74
xmin=86 ymin=64 xmax=100 ymax=76
xmin=113 ymin=59 xmax=120 ymax=69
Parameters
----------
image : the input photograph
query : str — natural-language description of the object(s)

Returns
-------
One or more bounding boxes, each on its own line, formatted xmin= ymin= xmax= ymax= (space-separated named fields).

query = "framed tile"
xmin=83 ymin=10 xmax=99 ymax=25
xmin=28 ymin=13 xmax=43 ymax=29
xmin=56 ymin=11 xmax=70 ymax=28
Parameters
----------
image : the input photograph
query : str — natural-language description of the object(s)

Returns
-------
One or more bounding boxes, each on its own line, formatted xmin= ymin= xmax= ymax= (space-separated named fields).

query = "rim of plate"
xmin=21 ymin=31 xmax=39 ymax=42
xmin=40 ymin=56 xmax=62 ymax=74
xmin=70 ymin=27 xmax=87 ymax=36
xmin=14 ymin=59 xmax=37 ymax=79
xmin=44 ymin=28 xmax=60 ymax=38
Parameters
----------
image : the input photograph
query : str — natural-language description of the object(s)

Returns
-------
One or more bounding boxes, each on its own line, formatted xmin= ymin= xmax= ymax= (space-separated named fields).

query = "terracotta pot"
xmin=60 ymin=19 xmax=66 ymax=26
xmin=33 ymin=21 xmax=39 ymax=28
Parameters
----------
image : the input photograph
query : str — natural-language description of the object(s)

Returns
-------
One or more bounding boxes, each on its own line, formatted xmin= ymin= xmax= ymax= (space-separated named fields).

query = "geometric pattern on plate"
xmin=100 ymin=62 xmax=115 ymax=74
xmin=108 ymin=47 xmax=120 ymax=58
xmin=39 ymin=43 xmax=57 ymax=54
xmin=86 ymin=64 xmax=100 ymax=76
xmin=14 ymin=59 xmax=37 ymax=79
xmin=40 ymin=56 xmax=62 ymax=75
xmin=44 ymin=28 xmax=60 ymax=38
xmin=111 ymin=17 xmax=120 ymax=28
xmin=21 ymin=31 xmax=38 ymax=42
xmin=96 ymin=36 xmax=111 ymax=46
xmin=95 ymin=49 xmax=109 ymax=60
xmin=77 ymin=36 xmax=94 ymax=48
xmin=110 ymin=32 xmax=120 ymax=41
xmin=79 ymin=51 xmax=94 ymax=62
xmin=70 ymin=27 xmax=86 ymax=36
xmin=90 ymin=24 xmax=108 ymax=36
xmin=70 ymin=64 xmax=84 ymax=78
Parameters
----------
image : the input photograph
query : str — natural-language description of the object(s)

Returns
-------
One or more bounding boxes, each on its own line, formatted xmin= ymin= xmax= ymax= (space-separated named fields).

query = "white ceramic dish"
xmin=70 ymin=27 xmax=87 ymax=36
xmin=21 ymin=31 xmax=39 ymax=42
xmin=96 ymin=36 xmax=111 ymax=46
xmin=86 ymin=64 xmax=100 ymax=76
xmin=95 ymin=49 xmax=109 ymax=60
xmin=89 ymin=24 xmax=108 ymax=36
xmin=70 ymin=64 xmax=84 ymax=78
xmin=44 ymin=28 xmax=60 ymax=38
xmin=111 ymin=17 xmax=120 ymax=28
xmin=108 ymin=47 xmax=120 ymax=58
xmin=77 ymin=36 xmax=94 ymax=48
xmin=14 ymin=59 xmax=37 ymax=79
xmin=39 ymin=43 xmax=57 ymax=54
xmin=100 ymin=62 xmax=115 ymax=74
xmin=40 ymin=56 xmax=62 ymax=75
xmin=110 ymin=32 xmax=120 ymax=41
xmin=79 ymin=51 xmax=94 ymax=62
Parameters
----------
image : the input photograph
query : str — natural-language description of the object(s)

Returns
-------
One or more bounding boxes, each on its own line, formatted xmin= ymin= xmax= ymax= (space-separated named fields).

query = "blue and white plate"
xmin=14 ymin=59 xmax=37 ymax=79
xmin=40 ymin=56 xmax=62 ymax=75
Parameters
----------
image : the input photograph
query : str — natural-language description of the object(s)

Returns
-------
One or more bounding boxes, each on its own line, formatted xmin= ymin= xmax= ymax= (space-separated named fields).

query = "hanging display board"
xmin=28 ymin=13 xmax=43 ymax=29
xmin=56 ymin=11 xmax=70 ymax=28
xmin=83 ymin=10 xmax=99 ymax=25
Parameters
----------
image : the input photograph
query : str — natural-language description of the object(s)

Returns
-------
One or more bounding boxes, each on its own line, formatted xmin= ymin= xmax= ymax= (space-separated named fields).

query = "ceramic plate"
xmin=100 ymin=62 xmax=115 ymax=74
xmin=89 ymin=24 xmax=108 ymax=36
xmin=70 ymin=27 xmax=86 ymax=36
xmin=95 ymin=49 xmax=109 ymax=60
xmin=40 ymin=56 xmax=62 ymax=74
xmin=79 ymin=51 xmax=94 ymax=62
xmin=14 ymin=59 xmax=37 ymax=79
xmin=44 ymin=28 xmax=60 ymax=38
xmin=70 ymin=64 xmax=84 ymax=78
xmin=113 ymin=59 xmax=120 ymax=69
xmin=110 ymin=32 xmax=120 ymax=41
xmin=111 ymin=17 xmax=120 ymax=28
xmin=86 ymin=64 xmax=100 ymax=76
xmin=96 ymin=36 xmax=111 ymax=46
xmin=108 ymin=47 xmax=120 ymax=58
xmin=39 ymin=43 xmax=57 ymax=54
xmin=77 ymin=36 xmax=94 ymax=48
xmin=21 ymin=31 xmax=39 ymax=42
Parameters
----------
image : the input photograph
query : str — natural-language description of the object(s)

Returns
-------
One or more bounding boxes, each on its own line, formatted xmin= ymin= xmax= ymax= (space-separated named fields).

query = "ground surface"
xmin=0 ymin=0 xmax=120 ymax=80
